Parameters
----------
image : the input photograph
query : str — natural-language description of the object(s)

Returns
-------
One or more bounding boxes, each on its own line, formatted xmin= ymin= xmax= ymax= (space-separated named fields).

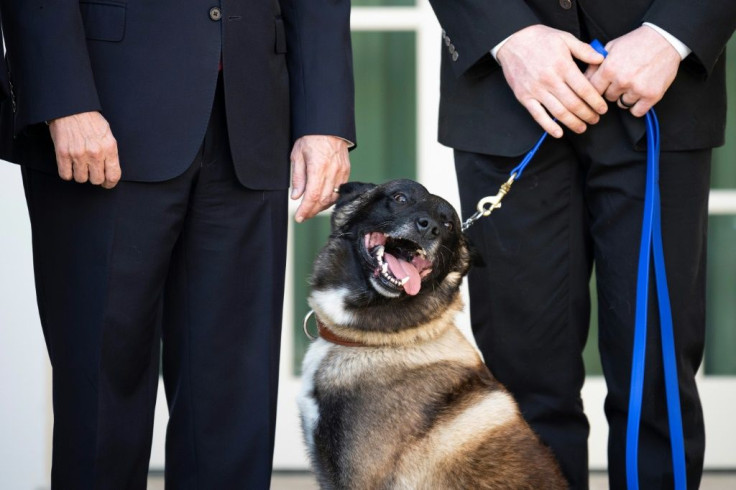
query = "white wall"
xmin=0 ymin=162 xmax=50 ymax=489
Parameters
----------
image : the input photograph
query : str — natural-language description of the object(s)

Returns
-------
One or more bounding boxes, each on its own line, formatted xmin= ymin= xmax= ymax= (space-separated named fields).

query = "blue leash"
xmin=627 ymin=106 xmax=687 ymax=490
xmin=461 ymin=39 xmax=687 ymax=489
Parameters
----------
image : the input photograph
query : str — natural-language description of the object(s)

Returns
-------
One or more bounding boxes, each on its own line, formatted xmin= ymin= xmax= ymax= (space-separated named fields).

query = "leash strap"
xmin=626 ymin=109 xmax=687 ymax=490
xmin=461 ymin=41 xmax=604 ymax=233
xmin=461 ymin=39 xmax=687 ymax=488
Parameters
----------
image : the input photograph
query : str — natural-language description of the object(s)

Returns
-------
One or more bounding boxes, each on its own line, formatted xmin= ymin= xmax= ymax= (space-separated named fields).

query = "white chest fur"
xmin=297 ymin=338 xmax=332 ymax=451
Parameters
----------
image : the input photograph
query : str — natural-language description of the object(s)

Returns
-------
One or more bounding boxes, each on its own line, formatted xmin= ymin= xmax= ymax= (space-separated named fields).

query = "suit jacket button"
xmin=445 ymin=36 xmax=451 ymax=46
xmin=559 ymin=0 xmax=572 ymax=9
xmin=449 ymin=44 xmax=456 ymax=54
xmin=452 ymin=51 xmax=459 ymax=61
xmin=209 ymin=6 xmax=222 ymax=21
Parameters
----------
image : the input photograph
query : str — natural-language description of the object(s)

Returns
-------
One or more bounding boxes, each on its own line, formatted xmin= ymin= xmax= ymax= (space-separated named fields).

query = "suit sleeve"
xmin=427 ymin=0 xmax=542 ymax=77
xmin=643 ymin=0 xmax=736 ymax=75
xmin=280 ymin=0 xmax=356 ymax=145
xmin=0 ymin=0 xmax=101 ymax=134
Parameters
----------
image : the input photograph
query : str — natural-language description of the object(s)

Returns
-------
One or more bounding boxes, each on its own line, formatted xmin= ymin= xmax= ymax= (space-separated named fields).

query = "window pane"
xmin=705 ymin=36 xmax=736 ymax=373
xmin=349 ymin=31 xmax=417 ymax=182
xmin=705 ymin=215 xmax=736 ymax=375
xmin=292 ymin=216 xmax=332 ymax=376
xmin=292 ymin=31 xmax=417 ymax=374
xmin=711 ymin=36 xmax=736 ymax=189
xmin=585 ymin=212 xmax=736 ymax=377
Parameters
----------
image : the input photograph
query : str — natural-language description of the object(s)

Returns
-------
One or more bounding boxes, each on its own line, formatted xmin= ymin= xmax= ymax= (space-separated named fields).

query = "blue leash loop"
xmin=627 ymin=103 xmax=687 ymax=490
xmin=461 ymin=39 xmax=687 ymax=489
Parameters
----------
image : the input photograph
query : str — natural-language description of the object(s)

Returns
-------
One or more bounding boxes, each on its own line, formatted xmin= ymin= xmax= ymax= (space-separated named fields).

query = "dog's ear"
xmin=335 ymin=182 xmax=377 ymax=207
xmin=332 ymin=182 xmax=378 ymax=230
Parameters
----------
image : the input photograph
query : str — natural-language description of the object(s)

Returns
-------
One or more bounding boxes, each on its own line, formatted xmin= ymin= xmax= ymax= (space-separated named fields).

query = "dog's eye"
xmin=393 ymin=193 xmax=407 ymax=203
xmin=444 ymin=222 xmax=454 ymax=231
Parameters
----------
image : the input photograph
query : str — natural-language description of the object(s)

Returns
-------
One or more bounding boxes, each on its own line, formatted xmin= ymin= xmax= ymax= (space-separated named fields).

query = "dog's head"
xmin=309 ymin=179 xmax=471 ymax=333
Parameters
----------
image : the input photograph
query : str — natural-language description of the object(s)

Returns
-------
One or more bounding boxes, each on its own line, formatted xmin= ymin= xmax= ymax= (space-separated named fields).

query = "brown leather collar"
xmin=317 ymin=319 xmax=369 ymax=348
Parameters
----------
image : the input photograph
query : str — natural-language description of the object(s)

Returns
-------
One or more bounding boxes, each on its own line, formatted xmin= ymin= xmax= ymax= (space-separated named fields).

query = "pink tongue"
xmin=384 ymin=253 xmax=421 ymax=295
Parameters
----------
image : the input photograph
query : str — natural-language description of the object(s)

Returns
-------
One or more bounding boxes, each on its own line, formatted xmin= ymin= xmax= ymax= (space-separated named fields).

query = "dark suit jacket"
xmin=0 ymin=0 xmax=355 ymax=189
xmin=429 ymin=0 xmax=736 ymax=156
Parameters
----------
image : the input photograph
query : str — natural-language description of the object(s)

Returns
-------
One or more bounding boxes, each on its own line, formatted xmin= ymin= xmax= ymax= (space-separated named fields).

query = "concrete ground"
xmin=147 ymin=471 xmax=736 ymax=489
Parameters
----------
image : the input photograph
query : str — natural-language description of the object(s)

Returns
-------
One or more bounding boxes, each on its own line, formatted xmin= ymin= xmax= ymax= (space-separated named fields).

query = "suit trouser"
xmin=455 ymin=109 xmax=709 ymax=490
xmin=22 ymin=79 xmax=288 ymax=490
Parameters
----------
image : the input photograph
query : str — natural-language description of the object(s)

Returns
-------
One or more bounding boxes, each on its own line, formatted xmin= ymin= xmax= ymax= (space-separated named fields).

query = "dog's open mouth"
xmin=364 ymin=232 xmax=433 ymax=296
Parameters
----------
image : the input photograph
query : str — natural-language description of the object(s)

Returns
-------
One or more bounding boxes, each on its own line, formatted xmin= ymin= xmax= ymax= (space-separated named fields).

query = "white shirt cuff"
xmin=337 ymin=137 xmax=355 ymax=148
xmin=490 ymin=35 xmax=513 ymax=61
xmin=643 ymin=22 xmax=691 ymax=60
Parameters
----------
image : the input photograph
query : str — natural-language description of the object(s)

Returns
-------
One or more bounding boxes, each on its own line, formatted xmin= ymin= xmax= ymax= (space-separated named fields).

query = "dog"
xmin=298 ymin=179 xmax=566 ymax=489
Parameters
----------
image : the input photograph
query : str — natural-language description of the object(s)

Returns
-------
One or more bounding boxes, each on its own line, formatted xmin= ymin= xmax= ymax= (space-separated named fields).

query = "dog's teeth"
xmin=399 ymin=276 xmax=410 ymax=286
xmin=382 ymin=263 xmax=388 ymax=273
xmin=376 ymin=245 xmax=385 ymax=258
xmin=381 ymin=269 xmax=397 ymax=286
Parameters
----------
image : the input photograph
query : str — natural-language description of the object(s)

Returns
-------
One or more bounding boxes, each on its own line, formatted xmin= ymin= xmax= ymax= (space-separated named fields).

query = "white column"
xmin=0 ymin=162 xmax=51 ymax=488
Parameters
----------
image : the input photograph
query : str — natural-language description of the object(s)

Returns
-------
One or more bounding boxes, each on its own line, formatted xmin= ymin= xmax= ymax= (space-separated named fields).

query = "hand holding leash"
xmin=461 ymin=38 xmax=688 ymax=490
xmin=462 ymin=40 xmax=607 ymax=233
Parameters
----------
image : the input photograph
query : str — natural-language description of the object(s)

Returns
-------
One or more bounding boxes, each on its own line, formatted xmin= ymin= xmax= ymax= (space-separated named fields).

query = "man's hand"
xmin=586 ymin=26 xmax=681 ymax=117
xmin=290 ymin=135 xmax=350 ymax=223
xmin=48 ymin=111 xmax=121 ymax=189
xmin=496 ymin=25 xmax=608 ymax=138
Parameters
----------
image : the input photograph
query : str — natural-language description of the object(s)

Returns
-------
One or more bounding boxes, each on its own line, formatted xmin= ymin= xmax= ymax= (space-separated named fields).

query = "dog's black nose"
xmin=416 ymin=216 xmax=440 ymax=237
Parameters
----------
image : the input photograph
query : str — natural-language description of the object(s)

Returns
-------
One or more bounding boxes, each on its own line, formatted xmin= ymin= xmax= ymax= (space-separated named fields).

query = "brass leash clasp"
xmin=461 ymin=173 xmax=516 ymax=232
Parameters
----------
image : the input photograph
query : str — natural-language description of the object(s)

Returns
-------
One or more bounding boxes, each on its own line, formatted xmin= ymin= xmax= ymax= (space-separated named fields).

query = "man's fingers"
xmin=337 ymin=159 xmax=350 ymax=186
xmin=536 ymin=91 xmax=590 ymax=135
xmin=499 ymin=26 xmax=608 ymax=135
xmin=56 ymin=153 xmax=73 ymax=181
xmin=588 ymin=69 xmax=612 ymax=99
xmin=102 ymin=151 xmax=122 ymax=189
xmin=301 ymin=157 xmax=337 ymax=221
xmin=554 ymin=82 xmax=601 ymax=127
xmin=566 ymin=71 xmax=608 ymax=115
xmin=88 ymin=161 xmax=105 ymax=185
xmin=71 ymin=156 xmax=90 ymax=184
xmin=318 ymin=176 xmax=339 ymax=208
xmin=583 ymin=64 xmax=598 ymax=80
xmin=102 ymin=137 xmax=121 ymax=188
xmin=290 ymin=150 xmax=307 ymax=201
xmin=586 ymin=27 xmax=680 ymax=120
xmin=291 ymin=135 xmax=350 ymax=222
xmin=629 ymin=99 xmax=651 ymax=118
xmin=603 ymin=81 xmax=624 ymax=103
xmin=524 ymin=99 xmax=563 ymax=138
xmin=295 ymin=176 xmax=324 ymax=223
xmin=86 ymin=142 xmax=106 ymax=185
xmin=292 ymin=149 xmax=318 ymax=223
xmin=564 ymin=34 xmax=605 ymax=66
xmin=48 ymin=112 xmax=123 ymax=188
xmin=330 ymin=148 xmax=350 ymax=199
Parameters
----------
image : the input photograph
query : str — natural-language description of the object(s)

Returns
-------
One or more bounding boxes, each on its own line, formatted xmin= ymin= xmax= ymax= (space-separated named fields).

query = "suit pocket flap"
xmin=80 ymin=1 xmax=127 ymax=42
xmin=275 ymin=17 xmax=287 ymax=54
